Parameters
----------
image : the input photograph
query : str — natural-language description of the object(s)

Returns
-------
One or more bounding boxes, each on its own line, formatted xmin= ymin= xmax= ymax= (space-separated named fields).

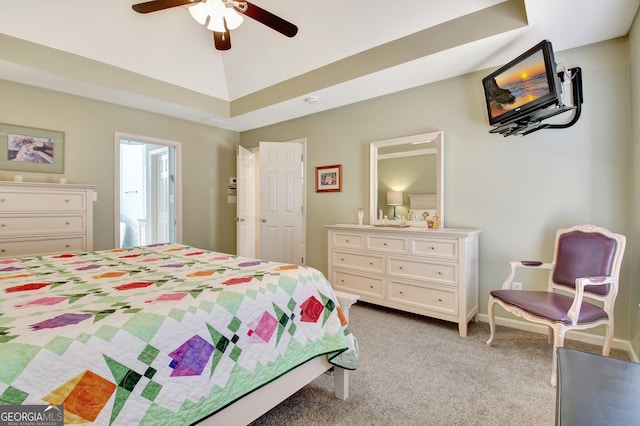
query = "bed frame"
xmin=199 ymin=291 xmax=358 ymax=425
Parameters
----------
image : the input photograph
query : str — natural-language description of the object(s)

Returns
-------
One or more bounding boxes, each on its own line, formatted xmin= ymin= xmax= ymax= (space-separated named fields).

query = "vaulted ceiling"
xmin=1 ymin=0 xmax=638 ymax=131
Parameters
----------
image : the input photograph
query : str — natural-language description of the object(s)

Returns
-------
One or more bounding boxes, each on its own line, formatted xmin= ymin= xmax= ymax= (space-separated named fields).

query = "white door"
xmin=150 ymin=147 xmax=170 ymax=243
xmin=259 ymin=140 xmax=304 ymax=264
xmin=236 ymin=145 xmax=256 ymax=257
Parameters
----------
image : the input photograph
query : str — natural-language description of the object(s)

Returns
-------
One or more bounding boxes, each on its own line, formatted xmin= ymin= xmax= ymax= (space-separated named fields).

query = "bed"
xmin=0 ymin=243 xmax=358 ymax=425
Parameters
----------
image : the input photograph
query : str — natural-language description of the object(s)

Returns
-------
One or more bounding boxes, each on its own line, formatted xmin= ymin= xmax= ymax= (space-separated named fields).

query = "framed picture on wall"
xmin=0 ymin=123 xmax=64 ymax=173
xmin=315 ymin=164 xmax=342 ymax=192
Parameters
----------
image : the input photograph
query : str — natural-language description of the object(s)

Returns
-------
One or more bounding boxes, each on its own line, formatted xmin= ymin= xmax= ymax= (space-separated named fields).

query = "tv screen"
xmin=482 ymin=40 xmax=562 ymax=126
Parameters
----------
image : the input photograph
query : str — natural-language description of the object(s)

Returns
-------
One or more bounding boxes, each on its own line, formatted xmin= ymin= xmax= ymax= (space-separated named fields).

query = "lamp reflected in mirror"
xmin=387 ymin=190 xmax=403 ymax=219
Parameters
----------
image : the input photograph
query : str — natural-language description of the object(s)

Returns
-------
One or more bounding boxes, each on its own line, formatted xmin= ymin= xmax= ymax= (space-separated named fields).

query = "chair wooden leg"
xmin=486 ymin=297 xmax=497 ymax=346
xmin=551 ymin=327 xmax=566 ymax=388
xmin=602 ymin=324 xmax=613 ymax=356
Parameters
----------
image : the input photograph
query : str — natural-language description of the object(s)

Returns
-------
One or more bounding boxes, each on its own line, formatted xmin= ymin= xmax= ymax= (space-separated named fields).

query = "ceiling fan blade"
xmin=241 ymin=1 xmax=298 ymax=38
xmin=213 ymin=30 xmax=231 ymax=50
xmin=132 ymin=0 xmax=200 ymax=14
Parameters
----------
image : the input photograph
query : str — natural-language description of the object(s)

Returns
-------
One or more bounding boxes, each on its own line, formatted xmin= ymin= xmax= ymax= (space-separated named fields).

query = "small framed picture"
xmin=0 ymin=123 xmax=65 ymax=173
xmin=315 ymin=164 xmax=342 ymax=192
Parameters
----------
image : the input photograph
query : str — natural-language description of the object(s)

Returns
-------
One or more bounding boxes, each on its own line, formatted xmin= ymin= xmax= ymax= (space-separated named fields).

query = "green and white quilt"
xmin=0 ymin=244 xmax=357 ymax=424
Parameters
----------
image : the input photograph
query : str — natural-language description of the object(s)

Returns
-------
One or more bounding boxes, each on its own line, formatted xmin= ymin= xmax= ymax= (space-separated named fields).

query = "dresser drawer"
xmin=0 ymin=214 xmax=86 ymax=236
xmin=389 ymin=279 xmax=458 ymax=315
xmin=366 ymin=234 xmax=409 ymax=254
xmin=333 ymin=250 xmax=384 ymax=273
xmin=332 ymin=232 xmax=365 ymax=249
xmin=411 ymin=237 xmax=458 ymax=260
xmin=0 ymin=236 xmax=85 ymax=258
xmin=0 ymin=191 xmax=86 ymax=212
xmin=388 ymin=257 xmax=456 ymax=286
xmin=332 ymin=269 xmax=385 ymax=299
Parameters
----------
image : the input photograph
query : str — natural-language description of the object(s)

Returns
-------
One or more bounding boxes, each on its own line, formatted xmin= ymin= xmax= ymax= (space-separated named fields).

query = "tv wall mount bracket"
xmin=489 ymin=67 xmax=583 ymax=137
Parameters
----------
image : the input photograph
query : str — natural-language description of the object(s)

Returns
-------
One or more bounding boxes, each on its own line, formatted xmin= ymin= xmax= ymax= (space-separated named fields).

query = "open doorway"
xmin=115 ymin=132 xmax=182 ymax=248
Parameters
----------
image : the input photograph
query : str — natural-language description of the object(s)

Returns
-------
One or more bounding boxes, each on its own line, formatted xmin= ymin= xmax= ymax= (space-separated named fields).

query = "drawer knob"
xmin=0 ymin=198 xmax=4 ymax=202
xmin=1 ymin=249 xmax=5 ymax=253
xmin=369 ymin=285 xmax=374 ymax=289
xmin=0 ymin=223 xmax=5 ymax=227
xmin=437 ymin=271 xmax=443 ymax=275
xmin=65 ymin=221 xmax=71 ymax=225
xmin=383 ymin=242 xmax=388 ymax=246
xmin=345 ymin=239 xmax=349 ymax=243
xmin=65 ymin=244 xmax=70 ymax=248
xmin=430 ymin=246 xmax=435 ymax=250
xmin=340 ymin=257 xmax=345 ymax=261
xmin=398 ymin=266 xmax=403 ymax=270
xmin=65 ymin=199 xmax=70 ymax=203
xmin=438 ymin=298 xmax=443 ymax=302
xmin=369 ymin=262 xmax=373 ymax=266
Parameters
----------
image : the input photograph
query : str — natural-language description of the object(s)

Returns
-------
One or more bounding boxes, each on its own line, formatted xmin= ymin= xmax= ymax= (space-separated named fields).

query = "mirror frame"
xmin=369 ymin=131 xmax=444 ymax=227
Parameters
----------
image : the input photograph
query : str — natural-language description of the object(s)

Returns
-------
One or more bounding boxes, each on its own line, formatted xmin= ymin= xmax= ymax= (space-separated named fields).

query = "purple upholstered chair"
xmin=486 ymin=224 xmax=626 ymax=386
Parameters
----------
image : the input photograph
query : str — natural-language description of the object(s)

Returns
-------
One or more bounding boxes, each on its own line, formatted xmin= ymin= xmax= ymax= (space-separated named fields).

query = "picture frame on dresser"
xmin=316 ymin=164 xmax=342 ymax=192
xmin=0 ymin=123 xmax=64 ymax=173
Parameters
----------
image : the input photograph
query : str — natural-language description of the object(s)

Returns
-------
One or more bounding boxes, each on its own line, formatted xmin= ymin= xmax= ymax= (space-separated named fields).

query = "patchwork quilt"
xmin=0 ymin=244 xmax=357 ymax=425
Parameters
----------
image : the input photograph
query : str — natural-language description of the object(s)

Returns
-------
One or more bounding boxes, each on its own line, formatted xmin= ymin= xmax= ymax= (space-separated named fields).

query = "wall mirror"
xmin=369 ymin=131 xmax=444 ymax=227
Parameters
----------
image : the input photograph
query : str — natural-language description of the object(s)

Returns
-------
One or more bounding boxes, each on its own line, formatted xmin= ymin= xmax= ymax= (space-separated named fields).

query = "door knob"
xmin=261 ymin=218 xmax=267 ymax=222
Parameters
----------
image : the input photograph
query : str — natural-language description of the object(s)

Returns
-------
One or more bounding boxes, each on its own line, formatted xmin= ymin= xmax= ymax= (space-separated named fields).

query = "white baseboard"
xmin=476 ymin=313 xmax=639 ymax=363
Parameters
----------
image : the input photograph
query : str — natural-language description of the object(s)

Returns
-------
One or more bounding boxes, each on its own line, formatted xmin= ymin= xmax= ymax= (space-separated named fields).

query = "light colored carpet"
xmin=250 ymin=302 xmax=630 ymax=426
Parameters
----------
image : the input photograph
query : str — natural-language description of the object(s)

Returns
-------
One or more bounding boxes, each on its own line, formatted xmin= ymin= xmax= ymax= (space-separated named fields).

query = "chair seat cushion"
xmin=490 ymin=290 xmax=608 ymax=324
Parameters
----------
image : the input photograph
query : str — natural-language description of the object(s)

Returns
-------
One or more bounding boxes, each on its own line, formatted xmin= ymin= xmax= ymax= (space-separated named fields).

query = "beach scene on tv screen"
xmin=485 ymin=50 xmax=551 ymax=120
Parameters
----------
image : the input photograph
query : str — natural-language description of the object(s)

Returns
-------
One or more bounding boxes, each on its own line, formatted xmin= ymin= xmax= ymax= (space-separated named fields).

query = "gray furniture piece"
xmin=556 ymin=348 xmax=640 ymax=425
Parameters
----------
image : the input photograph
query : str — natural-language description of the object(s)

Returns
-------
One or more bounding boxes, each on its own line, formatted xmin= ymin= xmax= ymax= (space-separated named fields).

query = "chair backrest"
xmin=550 ymin=225 xmax=625 ymax=300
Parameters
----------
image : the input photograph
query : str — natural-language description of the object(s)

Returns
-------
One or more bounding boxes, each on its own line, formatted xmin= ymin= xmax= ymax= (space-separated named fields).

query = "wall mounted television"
xmin=482 ymin=40 xmax=563 ymax=126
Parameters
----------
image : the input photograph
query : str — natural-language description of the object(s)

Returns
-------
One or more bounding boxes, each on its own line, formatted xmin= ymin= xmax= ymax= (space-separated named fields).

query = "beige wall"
xmin=629 ymin=9 xmax=640 ymax=356
xmin=0 ymin=81 xmax=239 ymax=254
xmin=241 ymin=38 xmax=635 ymax=341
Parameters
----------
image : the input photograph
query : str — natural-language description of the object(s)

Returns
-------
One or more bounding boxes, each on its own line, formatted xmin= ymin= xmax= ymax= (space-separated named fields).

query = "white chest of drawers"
xmin=327 ymin=224 xmax=480 ymax=336
xmin=0 ymin=182 xmax=96 ymax=258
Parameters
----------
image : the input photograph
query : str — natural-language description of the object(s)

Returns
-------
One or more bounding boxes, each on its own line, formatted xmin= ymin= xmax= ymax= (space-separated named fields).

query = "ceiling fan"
xmin=132 ymin=0 xmax=298 ymax=51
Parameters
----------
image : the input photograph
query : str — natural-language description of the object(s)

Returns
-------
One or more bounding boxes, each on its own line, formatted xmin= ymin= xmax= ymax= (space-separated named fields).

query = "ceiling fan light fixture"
xmin=206 ymin=14 xmax=226 ymax=32
xmin=231 ymin=1 xmax=248 ymax=13
xmin=133 ymin=0 xmax=297 ymax=50
xmin=209 ymin=0 xmax=226 ymax=13
xmin=223 ymin=7 xmax=243 ymax=30
xmin=188 ymin=2 xmax=209 ymax=25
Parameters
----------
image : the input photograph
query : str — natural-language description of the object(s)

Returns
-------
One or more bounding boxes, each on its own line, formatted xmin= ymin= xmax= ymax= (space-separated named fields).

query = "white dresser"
xmin=327 ymin=224 xmax=480 ymax=336
xmin=0 ymin=182 xmax=96 ymax=258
